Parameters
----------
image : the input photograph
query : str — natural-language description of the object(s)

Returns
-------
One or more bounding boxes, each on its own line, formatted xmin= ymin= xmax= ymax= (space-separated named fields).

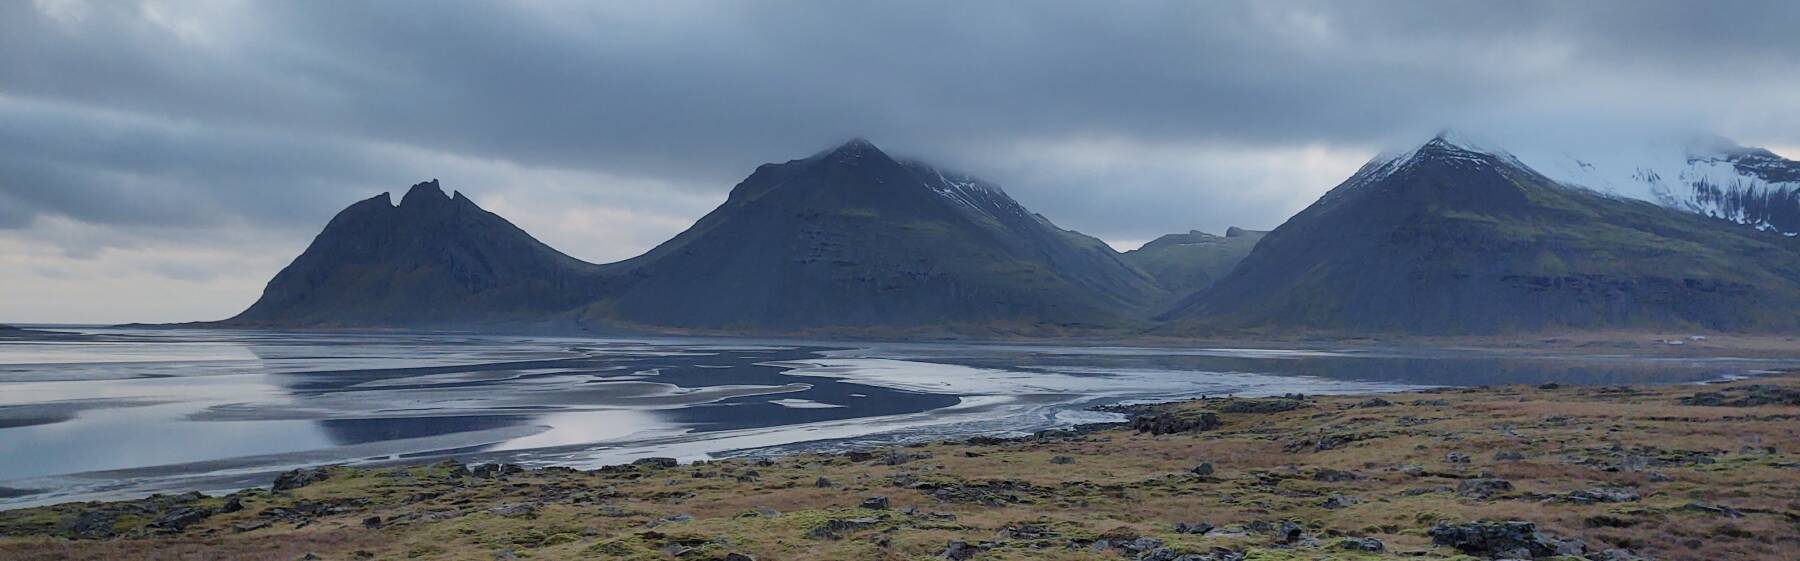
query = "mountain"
xmin=1160 ymin=133 xmax=1800 ymax=334
xmin=586 ymin=139 xmax=1165 ymax=331
xmin=1121 ymin=227 xmax=1266 ymax=295
xmin=224 ymin=180 xmax=603 ymax=327
xmin=1517 ymin=136 xmax=1800 ymax=235
xmin=227 ymin=140 xmax=1166 ymax=333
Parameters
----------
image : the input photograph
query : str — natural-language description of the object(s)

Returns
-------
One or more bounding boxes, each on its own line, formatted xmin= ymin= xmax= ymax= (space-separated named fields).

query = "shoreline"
xmin=5 ymin=375 xmax=1798 ymax=560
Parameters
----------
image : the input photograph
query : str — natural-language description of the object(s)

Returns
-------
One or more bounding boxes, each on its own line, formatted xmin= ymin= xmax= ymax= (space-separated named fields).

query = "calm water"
xmin=0 ymin=327 xmax=1792 ymax=508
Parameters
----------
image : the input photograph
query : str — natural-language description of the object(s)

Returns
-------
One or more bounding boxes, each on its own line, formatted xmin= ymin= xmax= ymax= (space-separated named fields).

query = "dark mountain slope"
xmin=224 ymin=180 xmax=603 ymax=327
xmin=589 ymin=139 xmax=1165 ymax=331
xmin=1160 ymin=135 xmax=1800 ymax=334
xmin=1122 ymin=227 xmax=1266 ymax=296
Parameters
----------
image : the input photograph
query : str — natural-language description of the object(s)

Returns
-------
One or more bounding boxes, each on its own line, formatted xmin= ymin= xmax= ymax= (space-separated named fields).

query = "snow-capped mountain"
xmin=1513 ymin=136 xmax=1800 ymax=235
xmin=1160 ymin=132 xmax=1800 ymax=334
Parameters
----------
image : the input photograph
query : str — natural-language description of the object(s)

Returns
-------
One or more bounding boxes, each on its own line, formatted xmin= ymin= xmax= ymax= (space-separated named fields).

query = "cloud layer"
xmin=4 ymin=0 xmax=1799 ymax=322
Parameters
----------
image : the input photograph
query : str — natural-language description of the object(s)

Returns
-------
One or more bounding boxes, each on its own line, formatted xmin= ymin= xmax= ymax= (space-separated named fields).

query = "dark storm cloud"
xmin=7 ymin=1 xmax=1800 ymax=229
xmin=3 ymin=0 xmax=1799 ymax=322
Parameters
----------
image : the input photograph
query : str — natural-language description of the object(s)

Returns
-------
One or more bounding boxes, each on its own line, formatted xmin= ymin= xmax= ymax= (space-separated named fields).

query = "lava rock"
xmin=1131 ymin=412 xmax=1221 ymax=435
xmin=149 ymin=507 xmax=211 ymax=532
xmin=1456 ymin=478 xmax=1514 ymax=499
xmin=1174 ymin=521 xmax=1213 ymax=535
xmin=272 ymin=467 xmax=332 ymax=491
xmin=1312 ymin=468 xmax=1360 ymax=482
xmin=940 ymin=540 xmax=980 ymax=560
xmin=1338 ymin=537 xmax=1385 ymax=552
xmin=1564 ymin=487 xmax=1641 ymax=504
xmin=1429 ymin=520 xmax=1586 ymax=559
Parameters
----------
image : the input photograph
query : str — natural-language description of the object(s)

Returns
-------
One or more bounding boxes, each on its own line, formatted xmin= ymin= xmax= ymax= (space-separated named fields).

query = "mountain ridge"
xmin=1159 ymin=133 xmax=1800 ymax=334
xmin=226 ymin=140 xmax=1167 ymax=333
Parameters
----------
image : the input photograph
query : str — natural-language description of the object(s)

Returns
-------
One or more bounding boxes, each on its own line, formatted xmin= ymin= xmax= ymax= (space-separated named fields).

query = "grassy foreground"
xmin=3 ymin=377 xmax=1798 ymax=561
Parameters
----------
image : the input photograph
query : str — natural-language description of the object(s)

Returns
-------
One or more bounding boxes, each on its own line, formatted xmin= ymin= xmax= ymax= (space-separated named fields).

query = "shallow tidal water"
xmin=0 ymin=327 xmax=1792 ymax=508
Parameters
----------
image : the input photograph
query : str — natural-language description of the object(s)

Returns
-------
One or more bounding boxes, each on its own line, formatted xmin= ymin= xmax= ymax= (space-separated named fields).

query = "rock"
xmin=633 ymin=457 xmax=679 ymax=469
xmin=1679 ymin=385 xmax=1800 ymax=407
xmin=859 ymin=496 xmax=890 ymax=510
xmin=1272 ymin=521 xmax=1314 ymax=546
xmin=1680 ymin=501 xmax=1744 ymax=518
xmin=1564 ymin=487 xmax=1641 ymax=504
xmin=272 ymin=467 xmax=332 ymax=491
xmin=940 ymin=540 xmax=979 ymax=560
xmin=469 ymin=463 xmax=524 ymax=478
xmin=1312 ymin=468 xmax=1359 ymax=482
xmin=62 ymin=508 xmax=120 ymax=538
xmin=1493 ymin=450 xmax=1526 ymax=462
xmin=150 ymin=507 xmax=211 ymax=532
xmin=297 ymin=554 xmax=322 ymax=561
xmin=1402 ymin=486 xmax=1455 ymax=496
xmin=1444 ymin=452 xmax=1471 ymax=463
xmin=807 ymin=517 xmax=879 ymax=540
xmin=488 ymin=503 xmax=538 ymax=518
xmin=815 ymin=476 xmax=833 ymax=488
xmin=1050 ymin=455 xmax=1075 ymax=464
xmin=1538 ymin=382 xmax=1562 ymax=389
xmin=1456 ymin=478 xmax=1514 ymax=499
xmin=1131 ymin=412 xmax=1221 ymax=435
xmin=1191 ymin=462 xmax=1215 ymax=477
xmin=361 ymin=515 xmax=382 ymax=529
xmin=1338 ymin=537 xmax=1385 ymax=552
xmin=1352 ymin=397 xmax=1393 ymax=408
xmin=234 ymin=519 xmax=271 ymax=533
xmin=1429 ymin=520 xmax=1586 ymax=559
xmin=1094 ymin=536 xmax=1166 ymax=557
xmin=1284 ymin=432 xmax=1366 ymax=453
xmin=1174 ymin=521 xmax=1213 ymax=535
xmin=723 ymin=554 xmax=755 ymax=561
xmin=1590 ymin=548 xmax=1651 ymax=561
xmin=1320 ymin=494 xmax=1359 ymax=509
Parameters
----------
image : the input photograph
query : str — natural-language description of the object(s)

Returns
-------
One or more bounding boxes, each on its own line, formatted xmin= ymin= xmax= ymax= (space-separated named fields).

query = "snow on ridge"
xmin=1511 ymin=136 xmax=1800 ymax=235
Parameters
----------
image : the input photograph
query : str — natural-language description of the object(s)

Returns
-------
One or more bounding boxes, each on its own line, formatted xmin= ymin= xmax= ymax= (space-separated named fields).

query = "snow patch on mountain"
xmin=1510 ymin=136 xmax=1800 ymax=235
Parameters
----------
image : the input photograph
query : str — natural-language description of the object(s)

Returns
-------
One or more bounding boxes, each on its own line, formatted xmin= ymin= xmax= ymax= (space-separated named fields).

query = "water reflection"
xmin=0 ymin=327 xmax=1794 ymax=508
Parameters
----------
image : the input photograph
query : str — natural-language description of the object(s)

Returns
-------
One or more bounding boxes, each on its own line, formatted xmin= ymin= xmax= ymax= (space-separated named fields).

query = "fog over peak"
xmin=3 ymin=0 xmax=1798 ymax=323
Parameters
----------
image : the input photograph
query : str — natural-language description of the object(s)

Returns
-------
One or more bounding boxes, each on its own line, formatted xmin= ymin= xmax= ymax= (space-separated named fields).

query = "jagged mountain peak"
xmin=399 ymin=179 xmax=449 ymax=207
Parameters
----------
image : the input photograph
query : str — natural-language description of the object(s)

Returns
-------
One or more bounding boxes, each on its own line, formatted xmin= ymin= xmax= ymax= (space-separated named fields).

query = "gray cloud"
xmin=2 ymin=0 xmax=1798 ymax=322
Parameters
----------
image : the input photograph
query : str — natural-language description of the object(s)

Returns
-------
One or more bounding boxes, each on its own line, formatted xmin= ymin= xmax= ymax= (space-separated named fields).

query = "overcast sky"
xmin=4 ymin=0 xmax=1799 ymax=323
